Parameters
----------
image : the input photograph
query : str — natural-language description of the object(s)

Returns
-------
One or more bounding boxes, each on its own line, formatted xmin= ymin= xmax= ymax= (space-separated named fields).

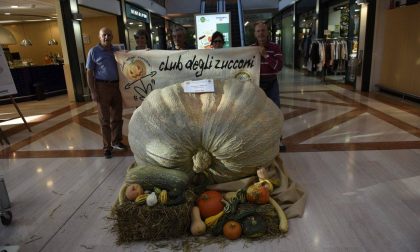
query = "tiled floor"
xmin=1 ymin=68 xmax=419 ymax=251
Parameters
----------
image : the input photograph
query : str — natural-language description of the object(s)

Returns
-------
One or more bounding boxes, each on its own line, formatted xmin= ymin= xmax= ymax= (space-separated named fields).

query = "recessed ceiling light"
xmin=4 ymin=13 xmax=11 ymax=15
xmin=11 ymin=5 xmax=18 ymax=8
xmin=129 ymin=22 xmax=133 ymax=25
xmin=45 ymin=18 xmax=51 ymax=21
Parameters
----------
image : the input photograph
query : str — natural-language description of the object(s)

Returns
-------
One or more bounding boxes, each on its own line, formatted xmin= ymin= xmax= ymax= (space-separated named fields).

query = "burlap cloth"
xmin=206 ymin=154 xmax=306 ymax=218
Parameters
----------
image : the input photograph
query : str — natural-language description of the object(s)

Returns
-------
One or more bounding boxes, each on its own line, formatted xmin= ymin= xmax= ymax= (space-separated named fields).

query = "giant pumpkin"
xmin=128 ymin=79 xmax=284 ymax=183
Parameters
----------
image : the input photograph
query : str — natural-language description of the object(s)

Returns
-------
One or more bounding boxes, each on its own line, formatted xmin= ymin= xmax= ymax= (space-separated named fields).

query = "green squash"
xmin=241 ymin=215 xmax=267 ymax=238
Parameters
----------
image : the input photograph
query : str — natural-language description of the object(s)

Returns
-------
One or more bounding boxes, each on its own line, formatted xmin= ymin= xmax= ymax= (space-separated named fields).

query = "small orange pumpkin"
xmin=246 ymin=184 xmax=270 ymax=204
xmin=125 ymin=183 xmax=144 ymax=201
xmin=223 ymin=220 xmax=242 ymax=240
xmin=196 ymin=190 xmax=224 ymax=219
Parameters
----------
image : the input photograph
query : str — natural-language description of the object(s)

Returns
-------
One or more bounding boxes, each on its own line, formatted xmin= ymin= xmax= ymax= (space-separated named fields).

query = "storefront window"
xmin=272 ymin=14 xmax=282 ymax=47
xmin=150 ymin=13 xmax=166 ymax=49
xmin=125 ymin=3 xmax=150 ymax=50
xmin=282 ymin=15 xmax=294 ymax=68
xmin=296 ymin=11 xmax=315 ymax=69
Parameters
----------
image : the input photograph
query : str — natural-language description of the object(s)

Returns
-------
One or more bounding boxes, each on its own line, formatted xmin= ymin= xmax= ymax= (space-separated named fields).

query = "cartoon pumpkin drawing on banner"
xmin=122 ymin=56 xmax=147 ymax=81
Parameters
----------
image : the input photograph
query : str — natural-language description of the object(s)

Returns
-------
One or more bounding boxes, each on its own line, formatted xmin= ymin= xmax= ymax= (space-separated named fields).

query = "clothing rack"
xmin=304 ymin=38 xmax=349 ymax=83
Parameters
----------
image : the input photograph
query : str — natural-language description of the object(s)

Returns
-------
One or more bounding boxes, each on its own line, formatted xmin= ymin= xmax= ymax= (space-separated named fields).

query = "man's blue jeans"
xmin=260 ymin=78 xmax=280 ymax=108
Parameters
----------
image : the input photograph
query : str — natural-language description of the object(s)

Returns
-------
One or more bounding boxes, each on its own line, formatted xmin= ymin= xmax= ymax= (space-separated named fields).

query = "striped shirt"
xmin=252 ymin=41 xmax=283 ymax=80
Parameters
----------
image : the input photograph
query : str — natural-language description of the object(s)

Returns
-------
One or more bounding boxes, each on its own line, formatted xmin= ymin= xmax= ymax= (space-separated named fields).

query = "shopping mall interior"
xmin=0 ymin=0 xmax=419 ymax=251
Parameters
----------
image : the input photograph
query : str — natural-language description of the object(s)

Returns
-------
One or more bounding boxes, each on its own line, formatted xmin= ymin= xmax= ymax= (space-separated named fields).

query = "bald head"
xmin=99 ymin=27 xmax=113 ymax=48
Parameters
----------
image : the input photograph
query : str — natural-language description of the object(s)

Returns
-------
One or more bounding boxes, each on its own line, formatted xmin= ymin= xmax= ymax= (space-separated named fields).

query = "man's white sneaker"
xmin=112 ymin=142 xmax=127 ymax=151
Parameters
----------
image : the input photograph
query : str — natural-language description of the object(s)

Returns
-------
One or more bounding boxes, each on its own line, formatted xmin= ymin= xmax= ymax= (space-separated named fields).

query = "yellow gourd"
xmin=269 ymin=197 xmax=288 ymax=233
xmin=159 ymin=190 xmax=168 ymax=204
xmin=135 ymin=194 xmax=148 ymax=205
xmin=190 ymin=206 xmax=206 ymax=236
xmin=255 ymin=179 xmax=274 ymax=193
xmin=204 ymin=210 xmax=225 ymax=228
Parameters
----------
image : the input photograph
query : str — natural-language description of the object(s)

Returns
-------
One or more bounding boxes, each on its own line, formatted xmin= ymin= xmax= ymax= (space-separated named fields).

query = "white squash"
xmin=146 ymin=192 xmax=158 ymax=206
xmin=128 ymin=79 xmax=284 ymax=183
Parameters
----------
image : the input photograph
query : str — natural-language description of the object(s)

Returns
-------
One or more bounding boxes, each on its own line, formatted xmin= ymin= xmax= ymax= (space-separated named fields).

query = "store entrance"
xmin=321 ymin=1 xmax=361 ymax=87
xmin=79 ymin=6 xmax=121 ymax=56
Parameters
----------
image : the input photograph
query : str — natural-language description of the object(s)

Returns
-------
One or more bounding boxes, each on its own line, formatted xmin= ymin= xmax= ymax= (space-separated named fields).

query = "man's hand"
xmin=90 ymin=90 xmax=98 ymax=102
xmin=259 ymin=46 xmax=268 ymax=58
xmin=86 ymin=69 xmax=97 ymax=102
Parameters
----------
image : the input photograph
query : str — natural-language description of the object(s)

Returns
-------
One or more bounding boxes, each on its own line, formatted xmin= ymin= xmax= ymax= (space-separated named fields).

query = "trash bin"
xmin=33 ymin=81 xmax=46 ymax=100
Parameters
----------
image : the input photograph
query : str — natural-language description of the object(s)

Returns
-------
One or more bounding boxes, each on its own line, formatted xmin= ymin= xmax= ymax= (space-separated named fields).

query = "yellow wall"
xmin=3 ymin=16 xmax=120 ymax=65
xmin=81 ymin=16 xmax=120 ymax=58
xmin=379 ymin=4 xmax=420 ymax=97
xmin=4 ymin=21 xmax=63 ymax=65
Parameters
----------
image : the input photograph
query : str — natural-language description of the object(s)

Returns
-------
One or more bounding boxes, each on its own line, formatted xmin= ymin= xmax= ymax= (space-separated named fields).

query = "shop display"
xmin=340 ymin=6 xmax=350 ymax=38
xmin=110 ymin=78 xmax=306 ymax=245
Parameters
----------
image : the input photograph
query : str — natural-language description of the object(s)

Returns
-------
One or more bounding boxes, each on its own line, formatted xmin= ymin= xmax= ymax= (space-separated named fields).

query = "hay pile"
xmin=110 ymin=192 xmax=281 ymax=246
xmin=110 ymin=190 xmax=196 ymax=244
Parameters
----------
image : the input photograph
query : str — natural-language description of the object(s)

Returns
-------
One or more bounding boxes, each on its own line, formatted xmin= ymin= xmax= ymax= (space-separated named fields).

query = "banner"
xmin=0 ymin=47 xmax=17 ymax=98
xmin=115 ymin=47 xmax=261 ymax=108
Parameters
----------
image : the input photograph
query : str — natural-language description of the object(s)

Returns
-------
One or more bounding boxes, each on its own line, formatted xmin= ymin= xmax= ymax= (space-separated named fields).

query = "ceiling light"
xmin=4 ymin=13 xmax=11 ymax=15
xmin=244 ymin=21 xmax=249 ymax=26
xmin=47 ymin=22 xmax=58 ymax=46
xmin=129 ymin=22 xmax=133 ymax=25
xmin=20 ymin=38 xmax=32 ymax=46
xmin=48 ymin=38 xmax=58 ymax=45
xmin=20 ymin=23 xmax=32 ymax=46
xmin=11 ymin=5 xmax=18 ymax=8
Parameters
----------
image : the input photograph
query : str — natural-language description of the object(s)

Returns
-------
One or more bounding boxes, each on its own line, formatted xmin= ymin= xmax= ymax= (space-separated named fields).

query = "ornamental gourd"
xmin=128 ymin=79 xmax=284 ymax=183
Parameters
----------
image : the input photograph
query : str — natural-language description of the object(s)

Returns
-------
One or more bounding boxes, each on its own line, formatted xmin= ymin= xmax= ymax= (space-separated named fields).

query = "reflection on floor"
xmin=1 ymin=68 xmax=419 ymax=251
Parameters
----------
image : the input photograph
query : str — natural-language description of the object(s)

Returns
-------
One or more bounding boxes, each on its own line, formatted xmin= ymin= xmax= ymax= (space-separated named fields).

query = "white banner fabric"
xmin=115 ymin=47 xmax=260 ymax=108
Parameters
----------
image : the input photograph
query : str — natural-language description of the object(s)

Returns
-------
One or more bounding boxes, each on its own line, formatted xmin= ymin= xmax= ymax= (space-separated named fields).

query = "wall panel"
xmin=379 ymin=4 xmax=420 ymax=97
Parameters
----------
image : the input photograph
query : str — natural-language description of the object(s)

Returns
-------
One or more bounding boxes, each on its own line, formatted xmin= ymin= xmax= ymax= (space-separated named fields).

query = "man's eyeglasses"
xmin=212 ymin=40 xmax=224 ymax=43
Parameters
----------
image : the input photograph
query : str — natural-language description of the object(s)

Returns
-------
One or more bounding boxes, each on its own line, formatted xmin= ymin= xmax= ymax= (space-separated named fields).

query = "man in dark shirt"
xmin=170 ymin=27 xmax=194 ymax=50
xmin=252 ymin=21 xmax=286 ymax=152
xmin=86 ymin=27 xmax=127 ymax=159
